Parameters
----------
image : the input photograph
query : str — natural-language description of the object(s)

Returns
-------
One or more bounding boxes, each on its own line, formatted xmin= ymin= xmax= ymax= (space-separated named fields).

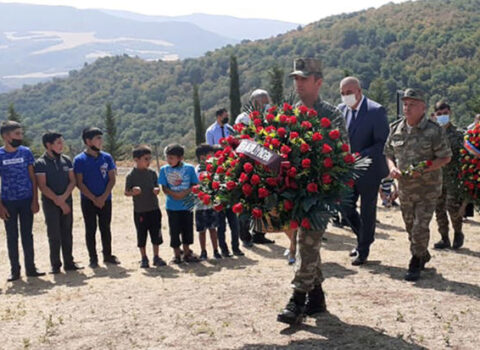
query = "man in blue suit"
xmin=338 ymin=77 xmax=389 ymax=265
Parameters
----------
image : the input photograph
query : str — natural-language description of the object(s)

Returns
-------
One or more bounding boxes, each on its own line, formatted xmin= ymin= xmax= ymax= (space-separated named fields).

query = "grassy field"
xmin=0 ymin=173 xmax=479 ymax=349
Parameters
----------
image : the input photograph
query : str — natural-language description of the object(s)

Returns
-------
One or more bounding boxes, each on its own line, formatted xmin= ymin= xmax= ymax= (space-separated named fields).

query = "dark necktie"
xmin=221 ymin=126 xmax=225 ymax=138
xmin=348 ymin=109 xmax=357 ymax=132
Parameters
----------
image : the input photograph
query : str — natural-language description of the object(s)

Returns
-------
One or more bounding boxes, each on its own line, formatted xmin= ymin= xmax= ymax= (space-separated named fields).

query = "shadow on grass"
xmin=237 ymin=313 xmax=424 ymax=349
xmin=364 ymin=262 xmax=480 ymax=299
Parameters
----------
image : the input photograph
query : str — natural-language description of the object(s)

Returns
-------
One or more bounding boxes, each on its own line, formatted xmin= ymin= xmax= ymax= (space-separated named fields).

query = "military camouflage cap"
xmin=401 ymin=88 xmax=426 ymax=102
xmin=289 ymin=58 xmax=323 ymax=78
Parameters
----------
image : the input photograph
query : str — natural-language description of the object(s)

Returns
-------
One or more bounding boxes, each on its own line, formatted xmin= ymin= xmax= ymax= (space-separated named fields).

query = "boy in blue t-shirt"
xmin=158 ymin=144 xmax=199 ymax=264
xmin=0 ymin=121 xmax=45 ymax=281
xmin=73 ymin=127 xmax=119 ymax=268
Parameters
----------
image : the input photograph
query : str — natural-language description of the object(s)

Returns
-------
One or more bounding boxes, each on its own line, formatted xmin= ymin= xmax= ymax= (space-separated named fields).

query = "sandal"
xmin=183 ymin=254 xmax=200 ymax=263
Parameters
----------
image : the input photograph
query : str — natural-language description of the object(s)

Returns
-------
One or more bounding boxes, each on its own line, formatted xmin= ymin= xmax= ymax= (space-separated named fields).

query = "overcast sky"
xmin=1 ymin=0 xmax=412 ymax=24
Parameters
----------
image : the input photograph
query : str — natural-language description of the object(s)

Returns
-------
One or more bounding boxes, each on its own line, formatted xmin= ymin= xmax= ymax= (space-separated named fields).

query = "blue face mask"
xmin=436 ymin=114 xmax=450 ymax=126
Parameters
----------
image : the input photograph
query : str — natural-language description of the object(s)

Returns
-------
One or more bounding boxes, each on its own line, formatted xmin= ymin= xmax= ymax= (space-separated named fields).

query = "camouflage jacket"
xmin=384 ymin=115 xmax=452 ymax=201
xmin=442 ymin=123 xmax=464 ymax=195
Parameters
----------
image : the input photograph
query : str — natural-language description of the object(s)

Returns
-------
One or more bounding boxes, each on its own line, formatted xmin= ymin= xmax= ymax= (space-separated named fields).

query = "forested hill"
xmin=0 ymin=0 xmax=479 ymax=154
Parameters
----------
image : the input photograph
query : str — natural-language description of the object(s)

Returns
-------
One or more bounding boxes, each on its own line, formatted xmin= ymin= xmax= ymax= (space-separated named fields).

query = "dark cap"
xmin=289 ymin=58 xmax=323 ymax=78
xmin=401 ymin=88 xmax=426 ymax=103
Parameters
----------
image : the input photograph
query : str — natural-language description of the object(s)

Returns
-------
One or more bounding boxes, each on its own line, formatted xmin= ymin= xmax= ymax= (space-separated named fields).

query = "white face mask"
xmin=436 ymin=114 xmax=450 ymax=126
xmin=342 ymin=94 xmax=357 ymax=108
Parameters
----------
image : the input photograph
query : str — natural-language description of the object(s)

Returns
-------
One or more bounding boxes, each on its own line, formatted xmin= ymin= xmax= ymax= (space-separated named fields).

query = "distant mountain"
xmin=1 ymin=0 xmax=479 ymax=156
xmin=0 ymin=3 xmax=235 ymax=90
xmin=100 ymin=10 xmax=301 ymax=41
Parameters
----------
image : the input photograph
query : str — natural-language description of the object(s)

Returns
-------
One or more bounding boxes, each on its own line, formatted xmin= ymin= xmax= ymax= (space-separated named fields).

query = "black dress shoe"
xmin=103 ymin=255 xmax=120 ymax=264
xmin=277 ymin=291 xmax=306 ymax=325
xmin=233 ymin=249 xmax=245 ymax=256
xmin=351 ymin=256 xmax=367 ymax=266
xmin=50 ymin=268 xmax=61 ymax=274
xmin=7 ymin=273 xmax=20 ymax=282
xmin=242 ymin=240 xmax=254 ymax=248
xmin=221 ymin=249 xmax=231 ymax=258
xmin=305 ymin=285 xmax=327 ymax=316
xmin=64 ymin=263 xmax=84 ymax=271
xmin=89 ymin=260 xmax=99 ymax=268
xmin=433 ymin=238 xmax=451 ymax=249
xmin=349 ymin=248 xmax=358 ymax=257
xmin=252 ymin=234 xmax=275 ymax=244
xmin=26 ymin=270 xmax=46 ymax=277
xmin=452 ymin=232 xmax=464 ymax=250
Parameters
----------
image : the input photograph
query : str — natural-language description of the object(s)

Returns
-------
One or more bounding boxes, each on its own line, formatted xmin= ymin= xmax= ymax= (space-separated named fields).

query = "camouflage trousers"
xmin=400 ymin=199 xmax=435 ymax=258
xmin=291 ymin=227 xmax=324 ymax=293
xmin=435 ymin=185 xmax=463 ymax=239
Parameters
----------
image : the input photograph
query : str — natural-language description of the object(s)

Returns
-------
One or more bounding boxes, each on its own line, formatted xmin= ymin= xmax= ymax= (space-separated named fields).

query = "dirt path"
xmin=0 ymin=176 xmax=479 ymax=349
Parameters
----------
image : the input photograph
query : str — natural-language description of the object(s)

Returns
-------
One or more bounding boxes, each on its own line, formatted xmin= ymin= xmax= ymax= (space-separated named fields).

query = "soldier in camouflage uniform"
xmin=432 ymin=101 xmax=465 ymax=250
xmin=277 ymin=58 xmax=348 ymax=324
xmin=384 ymin=89 xmax=452 ymax=282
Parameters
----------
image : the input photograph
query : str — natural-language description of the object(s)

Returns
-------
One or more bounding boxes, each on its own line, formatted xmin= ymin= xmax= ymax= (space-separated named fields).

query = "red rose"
xmin=268 ymin=105 xmax=277 ymax=113
xmin=202 ymin=195 xmax=211 ymax=205
xmin=234 ymin=123 xmax=245 ymax=132
xmin=300 ymin=143 xmax=310 ymax=153
xmin=213 ymin=204 xmax=224 ymax=212
xmin=312 ymin=132 xmax=323 ymax=141
xmin=324 ymin=157 xmax=334 ymax=168
xmin=256 ymin=126 xmax=264 ymax=133
xmin=302 ymin=158 xmax=311 ymax=168
xmin=266 ymin=177 xmax=277 ymax=186
xmin=192 ymin=185 xmax=200 ymax=194
xmin=212 ymin=181 xmax=220 ymax=190
xmin=341 ymin=143 xmax=350 ymax=152
xmin=252 ymin=208 xmax=263 ymax=219
xmin=320 ymin=117 xmax=331 ymax=128
xmin=322 ymin=174 xmax=333 ymax=184
xmin=301 ymin=121 xmax=312 ymax=129
xmin=250 ymin=174 xmax=261 ymax=186
xmin=206 ymin=163 xmax=214 ymax=173
xmin=329 ymin=129 xmax=340 ymax=140
xmin=346 ymin=179 xmax=355 ymax=188
xmin=290 ymin=220 xmax=299 ymax=229
xmin=226 ymin=181 xmax=236 ymax=191
xmin=239 ymin=172 xmax=249 ymax=183
xmin=308 ymin=109 xmax=318 ymax=117
xmin=216 ymin=166 xmax=225 ymax=174
xmin=283 ymin=103 xmax=293 ymax=112
xmin=243 ymin=162 xmax=254 ymax=173
xmin=266 ymin=114 xmax=275 ymax=122
xmin=301 ymin=218 xmax=311 ymax=229
xmin=287 ymin=167 xmax=297 ymax=178
xmin=288 ymin=116 xmax=298 ymax=125
xmin=284 ymin=200 xmax=294 ymax=211
xmin=232 ymin=203 xmax=244 ymax=214
xmin=198 ymin=191 xmax=205 ymax=200
xmin=344 ymin=154 xmax=355 ymax=164
xmin=253 ymin=118 xmax=263 ymax=127
xmin=426 ymin=160 xmax=433 ymax=167
xmin=240 ymin=134 xmax=251 ymax=140
xmin=265 ymin=126 xmax=276 ymax=133
xmin=289 ymin=180 xmax=298 ymax=189
xmin=299 ymin=105 xmax=309 ymax=114
xmin=258 ymin=188 xmax=269 ymax=198
xmin=322 ymin=143 xmax=333 ymax=154
xmin=280 ymin=115 xmax=288 ymax=123
xmin=281 ymin=145 xmax=292 ymax=154
xmin=290 ymin=131 xmax=299 ymax=139
xmin=242 ymin=184 xmax=253 ymax=196
xmin=271 ymin=139 xmax=281 ymax=148
xmin=277 ymin=127 xmax=287 ymax=137
xmin=307 ymin=183 xmax=318 ymax=193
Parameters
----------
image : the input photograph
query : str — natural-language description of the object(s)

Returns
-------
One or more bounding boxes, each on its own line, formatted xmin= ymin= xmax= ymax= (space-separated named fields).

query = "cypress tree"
xmin=268 ymin=65 xmax=284 ymax=105
xmin=193 ymin=85 xmax=203 ymax=145
xmin=229 ymin=55 xmax=241 ymax=124
xmin=104 ymin=103 xmax=122 ymax=159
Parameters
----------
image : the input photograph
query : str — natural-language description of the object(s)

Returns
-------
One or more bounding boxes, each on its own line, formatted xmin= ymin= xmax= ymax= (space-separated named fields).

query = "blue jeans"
xmin=217 ymin=208 xmax=239 ymax=252
xmin=3 ymin=198 xmax=36 ymax=274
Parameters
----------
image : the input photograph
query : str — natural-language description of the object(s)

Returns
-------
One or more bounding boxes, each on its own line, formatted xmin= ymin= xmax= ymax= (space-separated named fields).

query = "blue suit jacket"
xmin=338 ymin=97 xmax=389 ymax=187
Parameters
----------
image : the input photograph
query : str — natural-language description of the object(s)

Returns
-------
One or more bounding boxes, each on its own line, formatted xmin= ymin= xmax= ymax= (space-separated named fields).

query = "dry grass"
xmin=0 ymin=174 xmax=479 ymax=349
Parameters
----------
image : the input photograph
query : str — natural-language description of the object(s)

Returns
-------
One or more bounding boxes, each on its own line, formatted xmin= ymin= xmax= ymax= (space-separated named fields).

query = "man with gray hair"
xmin=337 ymin=76 xmax=389 ymax=266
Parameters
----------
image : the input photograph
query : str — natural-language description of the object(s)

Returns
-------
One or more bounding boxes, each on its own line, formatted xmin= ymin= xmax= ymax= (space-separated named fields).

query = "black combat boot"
xmin=305 ymin=284 xmax=327 ymax=316
xmin=420 ymin=250 xmax=431 ymax=270
xmin=277 ymin=291 xmax=306 ymax=325
xmin=433 ymin=234 xmax=451 ymax=249
xmin=404 ymin=255 xmax=421 ymax=281
xmin=452 ymin=232 xmax=464 ymax=250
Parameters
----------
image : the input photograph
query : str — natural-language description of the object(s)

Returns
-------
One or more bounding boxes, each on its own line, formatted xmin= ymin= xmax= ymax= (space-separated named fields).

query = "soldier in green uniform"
xmin=432 ymin=101 xmax=465 ymax=250
xmin=384 ymin=89 xmax=452 ymax=282
xmin=277 ymin=58 xmax=348 ymax=324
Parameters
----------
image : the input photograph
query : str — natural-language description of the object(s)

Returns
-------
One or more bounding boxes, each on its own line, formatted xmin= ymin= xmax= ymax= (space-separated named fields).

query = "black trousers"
xmin=81 ymin=198 xmax=112 ymax=262
xmin=43 ymin=200 xmax=74 ymax=269
xmin=343 ymin=181 xmax=380 ymax=258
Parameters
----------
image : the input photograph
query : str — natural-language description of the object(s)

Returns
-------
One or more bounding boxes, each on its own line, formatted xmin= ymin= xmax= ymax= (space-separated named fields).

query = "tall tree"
xmin=368 ymin=77 xmax=390 ymax=110
xmin=7 ymin=103 xmax=31 ymax=146
xmin=193 ymin=85 xmax=203 ymax=145
xmin=268 ymin=65 xmax=284 ymax=105
xmin=104 ymin=103 xmax=122 ymax=160
xmin=229 ymin=55 xmax=241 ymax=124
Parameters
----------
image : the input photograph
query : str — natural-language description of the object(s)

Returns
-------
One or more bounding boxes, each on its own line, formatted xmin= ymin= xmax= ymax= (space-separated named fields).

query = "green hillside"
xmin=1 ymin=0 xmax=479 ymax=156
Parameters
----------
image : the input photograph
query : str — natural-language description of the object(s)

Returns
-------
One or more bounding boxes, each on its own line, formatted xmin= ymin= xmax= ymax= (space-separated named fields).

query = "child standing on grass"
xmin=125 ymin=145 xmax=166 ymax=268
xmin=195 ymin=144 xmax=222 ymax=260
xmin=158 ymin=144 xmax=200 ymax=264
